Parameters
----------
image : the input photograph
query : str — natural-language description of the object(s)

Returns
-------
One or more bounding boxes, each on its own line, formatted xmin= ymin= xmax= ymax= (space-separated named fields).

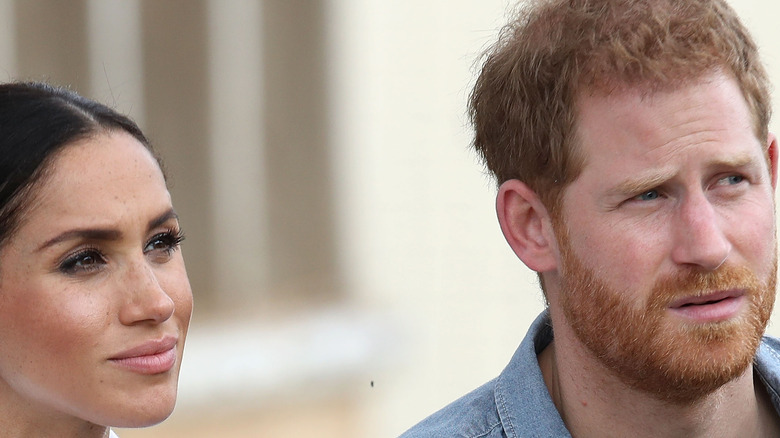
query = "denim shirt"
xmin=400 ymin=310 xmax=780 ymax=438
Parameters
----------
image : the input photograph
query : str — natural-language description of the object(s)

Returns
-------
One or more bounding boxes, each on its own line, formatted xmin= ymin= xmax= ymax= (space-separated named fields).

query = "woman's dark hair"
xmin=0 ymin=82 xmax=158 ymax=246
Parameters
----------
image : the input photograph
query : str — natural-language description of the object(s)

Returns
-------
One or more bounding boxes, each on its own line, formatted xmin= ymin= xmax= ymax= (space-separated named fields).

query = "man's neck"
xmin=538 ymin=326 xmax=780 ymax=438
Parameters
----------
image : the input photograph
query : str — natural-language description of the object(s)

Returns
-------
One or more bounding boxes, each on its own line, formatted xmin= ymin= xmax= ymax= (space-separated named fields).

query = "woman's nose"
xmin=118 ymin=260 xmax=176 ymax=326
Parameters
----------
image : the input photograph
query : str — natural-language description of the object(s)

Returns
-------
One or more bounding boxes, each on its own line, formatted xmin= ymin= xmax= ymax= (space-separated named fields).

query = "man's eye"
xmin=720 ymin=175 xmax=744 ymax=185
xmin=635 ymin=190 xmax=660 ymax=201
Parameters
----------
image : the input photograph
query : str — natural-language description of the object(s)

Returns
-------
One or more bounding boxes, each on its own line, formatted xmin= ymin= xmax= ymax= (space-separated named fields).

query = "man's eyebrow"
xmin=708 ymin=153 xmax=756 ymax=169
xmin=611 ymin=171 xmax=675 ymax=197
xmin=609 ymin=154 xmax=758 ymax=196
xmin=38 ymin=208 xmax=178 ymax=252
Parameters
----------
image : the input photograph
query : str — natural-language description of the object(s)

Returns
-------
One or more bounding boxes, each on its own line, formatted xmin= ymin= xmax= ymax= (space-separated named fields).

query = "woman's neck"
xmin=0 ymin=388 xmax=109 ymax=438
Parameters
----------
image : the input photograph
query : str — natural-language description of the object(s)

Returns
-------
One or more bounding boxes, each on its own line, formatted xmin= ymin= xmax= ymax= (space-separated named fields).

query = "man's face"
xmin=553 ymin=72 xmax=778 ymax=402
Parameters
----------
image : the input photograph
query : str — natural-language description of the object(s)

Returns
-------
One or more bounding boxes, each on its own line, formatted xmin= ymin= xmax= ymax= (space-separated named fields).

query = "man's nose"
xmin=670 ymin=192 xmax=732 ymax=271
xmin=118 ymin=260 xmax=176 ymax=326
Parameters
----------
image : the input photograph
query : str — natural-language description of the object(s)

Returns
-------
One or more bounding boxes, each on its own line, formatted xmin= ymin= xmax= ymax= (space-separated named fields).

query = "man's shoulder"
xmin=399 ymin=378 xmax=506 ymax=438
xmin=757 ymin=335 xmax=780 ymax=370
xmin=400 ymin=311 xmax=562 ymax=437
xmin=757 ymin=336 xmax=780 ymax=374
xmin=760 ymin=335 xmax=780 ymax=355
xmin=755 ymin=336 xmax=780 ymax=410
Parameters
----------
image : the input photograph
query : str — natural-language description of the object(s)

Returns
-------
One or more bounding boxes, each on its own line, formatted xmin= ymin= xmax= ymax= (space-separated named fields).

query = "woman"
xmin=0 ymin=82 xmax=193 ymax=437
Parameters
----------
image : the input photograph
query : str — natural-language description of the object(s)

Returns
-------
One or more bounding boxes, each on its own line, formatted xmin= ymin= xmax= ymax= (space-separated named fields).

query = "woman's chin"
xmin=98 ymin=398 xmax=177 ymax=429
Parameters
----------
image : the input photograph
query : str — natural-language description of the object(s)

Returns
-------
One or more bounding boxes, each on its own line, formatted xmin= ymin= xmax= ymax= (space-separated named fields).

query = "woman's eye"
xmin=635 ymin=190 xmax=660 ymax=201
xmin=58 ymin=249 xmax=106 ymax=275
xmin=144 ymin=229 xmax=185 ymax=260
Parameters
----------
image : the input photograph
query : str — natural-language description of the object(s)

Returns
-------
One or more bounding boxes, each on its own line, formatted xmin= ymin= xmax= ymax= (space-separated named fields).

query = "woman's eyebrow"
xmin=37 ymin=208 xmax=178 ymax=252
xmin=148 ymin=208 xmax=179 ymax=230
xmin=38 ymin=228 xmax=122 ymax=252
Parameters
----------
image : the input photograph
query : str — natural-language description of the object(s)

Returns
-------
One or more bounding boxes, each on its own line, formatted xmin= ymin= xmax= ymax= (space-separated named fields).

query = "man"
xmin=401 ymin=0 xmax=780 ymax=437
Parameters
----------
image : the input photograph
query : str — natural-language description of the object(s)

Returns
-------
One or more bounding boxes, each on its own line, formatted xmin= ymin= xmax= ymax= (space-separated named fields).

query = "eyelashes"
xmin=57 ymin=227 xmax=186 ymax=275
xmin=144 ymin=228 xmax=186 ymax=255
xmin=58 ymin=246 xmax=105 ymax=275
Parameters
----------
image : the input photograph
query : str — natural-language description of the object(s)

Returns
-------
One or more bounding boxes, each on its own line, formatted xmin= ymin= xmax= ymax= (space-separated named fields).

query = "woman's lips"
xmin=109 ymin=336 xmax=178 ymax=375
xmin=668 ymin=290 xmax=745 ymax=323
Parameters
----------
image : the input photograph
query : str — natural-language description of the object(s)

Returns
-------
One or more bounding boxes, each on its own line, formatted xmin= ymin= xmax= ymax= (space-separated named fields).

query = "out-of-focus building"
xmin=1 ymin=1 xmax=779 ymax=436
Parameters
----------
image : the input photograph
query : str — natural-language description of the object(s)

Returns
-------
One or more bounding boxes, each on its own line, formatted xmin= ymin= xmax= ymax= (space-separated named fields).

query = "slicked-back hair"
xmin=0 ymin=82 xmax=160 ymax=247
xmin=469 ymin=0 xmax=770 ymax=216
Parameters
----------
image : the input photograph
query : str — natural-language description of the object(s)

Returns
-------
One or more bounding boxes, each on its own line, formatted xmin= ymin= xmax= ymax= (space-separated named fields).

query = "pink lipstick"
xmin=109 ymin=336 xmax=178 ymax=375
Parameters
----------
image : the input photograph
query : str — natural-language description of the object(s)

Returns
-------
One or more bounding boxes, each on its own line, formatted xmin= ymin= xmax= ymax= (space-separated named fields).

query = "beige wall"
xmin=1 ymin=1 xmax=779 ymax=437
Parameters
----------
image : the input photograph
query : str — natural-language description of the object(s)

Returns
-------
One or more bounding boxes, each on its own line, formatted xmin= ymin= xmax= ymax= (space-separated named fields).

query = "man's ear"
xmin=496 ymin=179 xmax=558 ymax=272
xmin=767 ymin=133 xmax=778 ymax=189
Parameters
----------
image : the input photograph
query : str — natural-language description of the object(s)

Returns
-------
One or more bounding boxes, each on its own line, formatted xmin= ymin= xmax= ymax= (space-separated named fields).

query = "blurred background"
xmin=0 ymin=0 xmax=779 ymax=437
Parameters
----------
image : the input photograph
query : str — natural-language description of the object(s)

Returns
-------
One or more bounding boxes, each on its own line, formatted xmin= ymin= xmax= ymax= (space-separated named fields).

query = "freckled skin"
xmin=561 ymin=74 xmax=776 ymax=293
xmin=0 ymin=132 xmax=193 ymax=437
xmin=538 ymin=72 xmax=779 ymax=437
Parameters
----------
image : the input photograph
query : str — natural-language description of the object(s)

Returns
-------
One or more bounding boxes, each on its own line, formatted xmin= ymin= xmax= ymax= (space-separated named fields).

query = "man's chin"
xmin=637 ymin=315 xmax=764 ymax=403
xmin=561 ymin=265 xmax=774 ymax=403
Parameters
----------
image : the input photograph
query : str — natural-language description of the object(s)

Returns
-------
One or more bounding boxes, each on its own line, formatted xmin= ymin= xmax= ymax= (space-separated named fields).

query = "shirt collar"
xmin=494 ymin=309 xmax=571 ymax=437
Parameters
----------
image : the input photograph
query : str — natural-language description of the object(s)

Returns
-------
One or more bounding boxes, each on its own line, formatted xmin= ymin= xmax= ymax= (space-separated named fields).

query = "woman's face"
xmin=0 ymin=132 xmax=193 ymax=430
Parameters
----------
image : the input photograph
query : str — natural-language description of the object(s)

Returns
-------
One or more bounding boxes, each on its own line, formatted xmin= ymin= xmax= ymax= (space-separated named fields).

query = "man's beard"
xmin=557 ymin=228 xmax=776 ymax=404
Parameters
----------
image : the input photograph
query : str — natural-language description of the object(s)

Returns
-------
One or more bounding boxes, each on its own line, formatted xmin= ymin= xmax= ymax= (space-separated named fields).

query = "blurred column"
xmin=205 ymin=0 xmax=267 ymax=308
xmin=16 ymin=0 xmax=90 ymax=91
xmin=261 ymin=0 xmax=341 ymax=302
xmin=86 ymin=0 xmax=145 ymax=127
xmin=0 ymin=0 xmax=16 ymax=79
xmin=141 ymin=1 xmax=216 ymax=306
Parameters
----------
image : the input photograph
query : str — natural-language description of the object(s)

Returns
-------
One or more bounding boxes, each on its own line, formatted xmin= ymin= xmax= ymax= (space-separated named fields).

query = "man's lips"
xmin=109 ymin=335 xmax=178 ymax=375
xmin=668 ymin=290 xmax=746 ymax=322
xmin=668 ymin=290 xmax=744 ymax=308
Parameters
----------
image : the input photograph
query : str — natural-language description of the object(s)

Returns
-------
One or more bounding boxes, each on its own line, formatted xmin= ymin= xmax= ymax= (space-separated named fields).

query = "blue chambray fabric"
xmin=400 ymin=310 xmax=780 ymax=438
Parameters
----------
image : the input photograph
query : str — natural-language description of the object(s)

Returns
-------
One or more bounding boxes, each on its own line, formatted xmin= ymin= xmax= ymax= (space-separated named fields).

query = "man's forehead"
xmin=563 ymin=72 xmax=772 ymax=196
xmin=576 ymin=74 xmax=755 ymax=145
